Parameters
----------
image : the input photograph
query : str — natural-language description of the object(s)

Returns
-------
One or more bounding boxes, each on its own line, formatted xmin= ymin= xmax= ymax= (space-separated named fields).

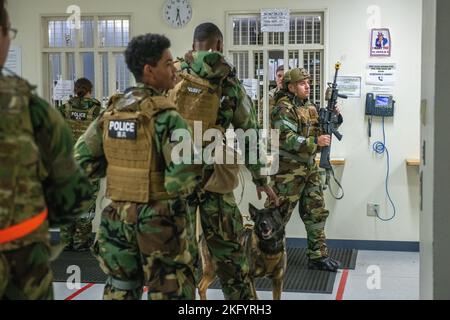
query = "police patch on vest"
xmin=187 ymin=86 xmax=202 ymax=94
xmin=70 ymin=111 xmax=87 ymax=121
xmin=108 ymin=120 xmax=137 ymax=140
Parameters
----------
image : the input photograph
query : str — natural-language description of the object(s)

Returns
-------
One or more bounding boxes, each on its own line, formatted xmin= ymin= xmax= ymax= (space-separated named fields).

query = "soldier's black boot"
xmin=308 ymin=256 xmax=341 ymax=272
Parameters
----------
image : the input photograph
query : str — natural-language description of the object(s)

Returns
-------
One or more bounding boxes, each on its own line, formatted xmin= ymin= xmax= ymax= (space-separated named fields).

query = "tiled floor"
xmin=53 ymin=250 xmax=420 ymax=300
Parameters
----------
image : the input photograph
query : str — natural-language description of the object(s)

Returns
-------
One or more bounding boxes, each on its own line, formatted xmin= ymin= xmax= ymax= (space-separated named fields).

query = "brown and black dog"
xmin=198 ymin=203 xmax=289 ymax=300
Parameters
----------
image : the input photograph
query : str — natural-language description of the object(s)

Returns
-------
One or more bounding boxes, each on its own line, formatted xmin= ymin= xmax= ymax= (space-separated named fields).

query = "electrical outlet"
xmin=367 ymin=203 xmax=380 ymax=217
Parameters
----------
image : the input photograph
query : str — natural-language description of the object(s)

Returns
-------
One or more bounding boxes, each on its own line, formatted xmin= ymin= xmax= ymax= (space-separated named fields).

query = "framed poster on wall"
xmin=370 ymin=28 xmax=391 ymax=57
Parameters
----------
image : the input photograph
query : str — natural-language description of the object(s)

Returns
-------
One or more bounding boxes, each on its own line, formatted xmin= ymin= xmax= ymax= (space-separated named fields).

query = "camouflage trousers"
xmin=268 ymin=161 xmax=329 ymax=260
xmin=189 ymin=189 xmax=254 ymax=300
xmin=0 ymin=242 xmax=53 ymax=300
xmin=92 ymin=198 xmax=196 ymax=300
xmin=60 ymin=179 xmax=100 ymax=250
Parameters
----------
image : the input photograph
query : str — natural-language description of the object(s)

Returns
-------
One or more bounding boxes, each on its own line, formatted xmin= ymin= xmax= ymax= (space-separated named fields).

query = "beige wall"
xmin=8 ymin=0 xmax=422 ymax=242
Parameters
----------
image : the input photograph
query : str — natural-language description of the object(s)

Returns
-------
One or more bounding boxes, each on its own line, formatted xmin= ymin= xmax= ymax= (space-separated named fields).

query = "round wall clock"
xmin=163 ymin=0 xmax=193 ymax=28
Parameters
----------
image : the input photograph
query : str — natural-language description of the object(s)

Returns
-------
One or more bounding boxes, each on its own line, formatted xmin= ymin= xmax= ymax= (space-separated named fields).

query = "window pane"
xmin=98 ymin=20 xmax=106 ymax=46
xmin=314 ymin=16 xmax=321 ymax=44
xmin=115 ymin=20 xmax=123 ymax=47
xmin=231 ymin=52 xmax=248 ymax=79
xmin=249 ymin=19 xmax=257 ymax=45
xmin=232 ymin=16 xmax=261 ymax=46
xmin=98 ymin=18 xmax=130 ymax=47
xmin=233 ymin=19 xmax=240 ymax=45
xmin=289 ymin=17 xmax=296 ymax=44
xmin=82 ymin=52 xmax=95 ymax=97
xmin=298 ymin=17 xmax=305 ymax=44
xmin=288 ymin=50 xmax=299 ymax=69
xmin=115 ymin=54 xmax=131 ymax=93
xmin=48 ymin=53 xmax=61 ymax=105
xmin=106 ymin=20 xmax=114 ymax=46
xmin=288 ymin=15 xmax=322 ymax=45
xmin=48 ymin=19 xmax=75 ymax=47
xmin=66 ymin=53 xmax=76 ymax=81
xmin=123 ymin=20 xmax=130 ymax=45
xmin=268 ymin=32 xmax=284 ymax=45
xmin=305 ymin=17 xmax=313 ymax=44
xmin=257 ymin=20 xmax=263 ymax=45
xmin=253 ymin=51 xmax=263 ymax=125
xmin=303 ymin=51 xmax=322 ymax=105
xmin=101 ymin=52 xmax=109 ymax=100
xmin=241 ymin=18 xmax=248 ymax=45
xmin=80 ymin=19 xmax=94 ymax=48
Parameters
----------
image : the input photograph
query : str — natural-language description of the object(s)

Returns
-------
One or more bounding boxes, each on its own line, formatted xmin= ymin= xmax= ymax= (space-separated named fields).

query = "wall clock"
xmin=163 ymin=0 xmax=192 ymax=28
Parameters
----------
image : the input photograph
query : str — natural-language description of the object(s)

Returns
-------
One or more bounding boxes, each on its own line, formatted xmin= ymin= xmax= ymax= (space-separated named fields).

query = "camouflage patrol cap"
xmin=283 ymin=68 xmax=311 ymax=86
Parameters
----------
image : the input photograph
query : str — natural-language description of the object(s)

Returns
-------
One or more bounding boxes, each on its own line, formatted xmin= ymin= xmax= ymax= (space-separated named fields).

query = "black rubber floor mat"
xmin=51 ymin=248 xmax=358 ymax=293
xmin=209 ymin=248 xmax=357 ymax=294
xmin=209 ymin=266 xmax=337 ymax=294
xmin=51 ymin=251 xmax=106 ymax=283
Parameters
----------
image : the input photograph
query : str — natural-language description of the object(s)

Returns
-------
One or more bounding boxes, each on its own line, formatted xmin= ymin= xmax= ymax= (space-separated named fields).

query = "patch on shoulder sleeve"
xmin=107 ymin=120 xmax=137 ymax=140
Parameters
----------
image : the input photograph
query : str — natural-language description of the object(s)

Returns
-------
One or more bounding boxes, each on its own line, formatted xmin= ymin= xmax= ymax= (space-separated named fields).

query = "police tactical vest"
xmin=169 ymin=72 xmax=221 ymax=136
xmin=0 ymin=76 xmax=48 ymax=251
xmin=277 ymin=96 xmax=320 ymax=138
xmin=102 ymin=91 xmax=176 ymax=203
xmin=295 ymin=101 xmax=320 ymax=138
xmin=63 ymin=98 xmax=99 ymax=141
xmin=276 ymin=95 xmax=321 ymax=163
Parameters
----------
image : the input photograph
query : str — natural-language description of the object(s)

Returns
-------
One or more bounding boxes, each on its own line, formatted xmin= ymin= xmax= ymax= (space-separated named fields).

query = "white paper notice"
xmin=242 ymin=79 xmax=259 ymax=100
xmin=261 ymin=9 xmax=290 ymax=32
xmin=336 ymin=76 xmax=361 ymax=98
xmin=5 ymin=45 xmax=22 ymax=76
xmin=366 ymin=63 xmax=396 ymax=86
xmin=53 ymin=80 xmax=74 ymax=101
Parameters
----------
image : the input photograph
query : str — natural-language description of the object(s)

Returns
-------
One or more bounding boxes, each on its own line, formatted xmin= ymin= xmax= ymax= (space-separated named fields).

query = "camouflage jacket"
xmin=30 ymin=96 xmax=93 ymax=223
xmin=1 ymin=74 xmax=93 ymax=250
xmin=57 ymin=96 xmax=102 ymax=141
xmin=272 ymin=90 xmax=322 ymax=162
xmin=74 ymin=84 xmax=199 ymax=200
xmin=182 ymin=51 xmax=267 ymax=187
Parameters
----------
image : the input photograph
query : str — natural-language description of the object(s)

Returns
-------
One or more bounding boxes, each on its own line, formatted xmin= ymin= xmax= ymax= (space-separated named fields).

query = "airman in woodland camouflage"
xmin=0 ymin=0 xmax=93 ymax=300
xmin=74 ymin=33 xmax=200 ymax=300
xmin=268 ymin=65 xmax=284 ymax=112
xmin=170 ymin=23 xmax=278 ymax=300
xmin=57 ymin=78 xmax=101 ymax=251
xmin=267 ymin=67 xmax=342 ymax=272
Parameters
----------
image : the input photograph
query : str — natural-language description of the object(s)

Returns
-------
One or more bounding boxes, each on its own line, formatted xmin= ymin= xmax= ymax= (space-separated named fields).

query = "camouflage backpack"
xmin=169 ymin=72 xmax=222 ymax=137
xmin=168 ymin=71 xmax=241 ymax=194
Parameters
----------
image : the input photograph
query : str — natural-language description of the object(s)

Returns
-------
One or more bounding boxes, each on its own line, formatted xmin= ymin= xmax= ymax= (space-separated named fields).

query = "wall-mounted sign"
xmin=261 ymin=9 xmax=290 ymax=32
xmin=366 ymin=63 xmax=396 ymax=86
xmin=336 ymin=76 xmax=361 ymax=98
xmin=370 ymin=28 xmax=391 ymax=57
xmin=242 ymin=79 xmax=259 ymax=100
xmin=5 ymin=45 xmax=22 ymax=76
xmin=53 ymin=80 xmax=74 ymax=101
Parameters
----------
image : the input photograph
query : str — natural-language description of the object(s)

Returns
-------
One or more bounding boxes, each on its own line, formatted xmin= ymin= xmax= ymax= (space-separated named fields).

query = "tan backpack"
xmin=169 ymin=73 xmax=241 ymax=194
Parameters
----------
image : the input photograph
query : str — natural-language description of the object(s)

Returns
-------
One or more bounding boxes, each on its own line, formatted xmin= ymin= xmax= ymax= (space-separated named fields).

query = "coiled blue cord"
xmin=372 ymin=117 xmax=396 ymax=221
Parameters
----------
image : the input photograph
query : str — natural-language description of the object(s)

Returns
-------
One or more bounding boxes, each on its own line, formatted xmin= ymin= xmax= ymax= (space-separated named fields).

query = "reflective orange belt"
xmin=0 ymin=208 xmax=48 ymax=244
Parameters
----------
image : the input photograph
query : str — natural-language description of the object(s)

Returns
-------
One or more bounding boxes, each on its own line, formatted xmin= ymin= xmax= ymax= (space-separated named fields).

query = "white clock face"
xmin=163 ymin=0 xmax=192 ymax=28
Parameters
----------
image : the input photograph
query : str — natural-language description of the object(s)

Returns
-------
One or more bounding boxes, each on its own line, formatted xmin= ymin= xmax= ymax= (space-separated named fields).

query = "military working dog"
xmin=198 ymin=203 xmax=289 ymax=300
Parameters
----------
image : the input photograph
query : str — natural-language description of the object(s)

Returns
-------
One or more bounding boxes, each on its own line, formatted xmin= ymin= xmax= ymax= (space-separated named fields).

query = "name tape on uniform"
xmin=70 ymin=111 xmax=87 ymax=121
xmin=108 ymin=120 xmax=137 ymax=140
xmin=187 ymin=86 xmax=202 ymax=94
